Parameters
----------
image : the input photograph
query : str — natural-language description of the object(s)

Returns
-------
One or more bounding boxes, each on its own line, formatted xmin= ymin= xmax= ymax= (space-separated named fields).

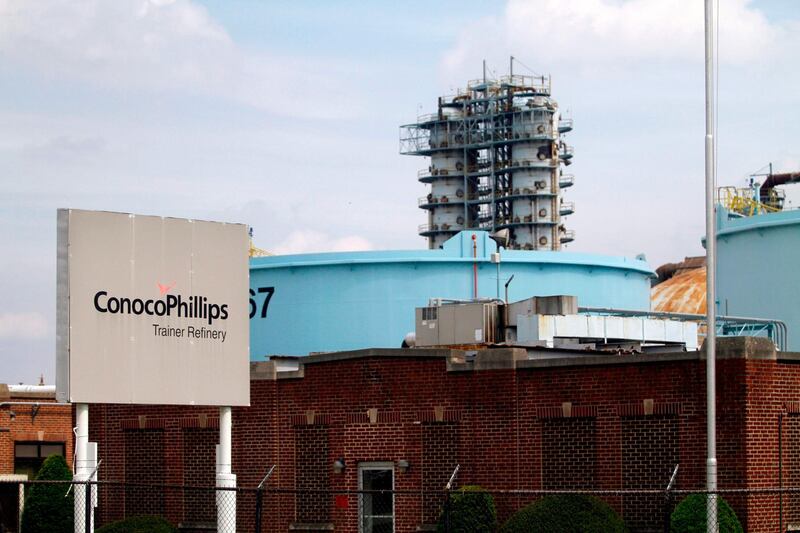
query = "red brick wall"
xmin=740 ymin=356 xmax=800 ymax=532
xmin=621 ymin=415 xmax=679 ymax=531
xmin=123 ymin=429 xmax=165 ymax=517
xmin=783 ymin=416 xmax=800 ymax=526
xmin=542 ymin=417 xmax=597 ymax=490
xmin=421 ymin=423 xmax=458 ymax=523
xmin=294 ymin=425 xmax=330 ymax=523
xmin=182 ymin=428 xmax=216 ymax=523
xmin=87 ymin=344 xmax=800 ymax=533
xmin=0 ymin=401 xmax=72 ymax=476
xmin=90 ymin=405 xmax=219 ymax=527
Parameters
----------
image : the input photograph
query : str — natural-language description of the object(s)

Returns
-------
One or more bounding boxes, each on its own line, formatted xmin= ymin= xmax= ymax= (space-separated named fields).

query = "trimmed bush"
xmin=20 ymin=454 xmax=74 ymax=533
xmin=436 ymin=485 xmax=497 ymax=533
xmin=500 ymin=494 xmax=627 ymax=533
xmin=96 ymin=515 xmax=177 ymax=533
xmin=670 ymin=494 xmax=743 ymax=533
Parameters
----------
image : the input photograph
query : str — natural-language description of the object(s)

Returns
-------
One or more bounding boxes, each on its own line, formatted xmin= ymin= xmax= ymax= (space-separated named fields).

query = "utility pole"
xmin=704 ymin=0 xmax=718 ymax=531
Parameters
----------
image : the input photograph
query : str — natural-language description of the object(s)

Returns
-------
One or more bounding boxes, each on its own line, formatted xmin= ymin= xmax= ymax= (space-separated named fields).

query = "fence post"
xmin=443 ymin=464 xmax=459 ymax=533
xmin=254 ymin=488 xmax=263 ymax=533
xmin=84 ymin=480 xmax=91 ymax=533
xmin=254 ymin=465 xmax=275 ymax=533
xmin=664 ymin=464 xmax=679 ymax=533
xmin=663 ymin=489 xmax=671 ymax=533
xmin=444 ymin=489 xmax=451 ymax=533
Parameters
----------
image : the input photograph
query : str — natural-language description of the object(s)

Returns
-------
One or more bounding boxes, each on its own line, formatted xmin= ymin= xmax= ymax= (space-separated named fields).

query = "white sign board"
xmin=56 ymin=209 xmax=250 ymax=406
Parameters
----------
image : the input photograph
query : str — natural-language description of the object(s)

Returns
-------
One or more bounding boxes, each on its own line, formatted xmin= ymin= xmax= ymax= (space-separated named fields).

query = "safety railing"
xmin=418 ymin=223 xmax=460 ymax=234
xmin=419 ymin=195 xmax=460 ymax=207
xmin=559 ymin=174 xmax=575 ymax=188
xmin=558 ymin=118 xmax=574 ymax=132
xmin=717 ymin=186 xmax=782 ymax=216
xmin=578 ymin=307 xmax=788 ymax=351
xmin=403 ymin=124 xmax=561 ymax=154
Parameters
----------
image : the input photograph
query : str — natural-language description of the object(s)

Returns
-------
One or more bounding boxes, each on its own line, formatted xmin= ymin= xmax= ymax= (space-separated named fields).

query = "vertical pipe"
xmin=472 ymin=234 xmax=478 ymax=298
xmin=779 ymin=412 xmax=784 ymax=533
xmin=74 ymin=403 xmax=89 ymax=533
xmin=219 ymin=406 xmax=231 ymax=474
xmin=75 ymin=403 xmax=89 ymax=471
xmin=217 ymin=406 xmax=236 ymax=533
xmin=496 ymin=247 xmax=501 ymax=300
xmin=704 ymin=0 xmax=718 ymax=531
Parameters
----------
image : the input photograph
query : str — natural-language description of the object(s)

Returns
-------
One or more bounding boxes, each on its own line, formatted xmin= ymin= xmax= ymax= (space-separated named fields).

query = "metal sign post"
xmin=73 ymin=403 xmax=89 ymax=533
xmin=216 ymin=406 xmax=236 ymax=533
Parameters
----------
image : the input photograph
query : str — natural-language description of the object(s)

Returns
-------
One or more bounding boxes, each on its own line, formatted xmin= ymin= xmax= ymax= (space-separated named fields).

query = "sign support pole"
xmin=216 ymin=406 xmax=236 ymax=533
xmin=74 ymin=403 xmax=93 ymax=533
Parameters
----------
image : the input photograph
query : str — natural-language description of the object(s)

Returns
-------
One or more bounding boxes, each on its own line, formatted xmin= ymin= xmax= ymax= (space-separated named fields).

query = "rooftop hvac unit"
xmin=415 ymin=301 xmax=500 ymax=347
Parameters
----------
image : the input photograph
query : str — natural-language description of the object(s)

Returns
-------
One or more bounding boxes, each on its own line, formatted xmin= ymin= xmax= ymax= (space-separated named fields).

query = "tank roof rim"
xmin=717 ymin=207 xmax=800 ymax=238
xmin=250 ymin=249 xmax=653 ymax=275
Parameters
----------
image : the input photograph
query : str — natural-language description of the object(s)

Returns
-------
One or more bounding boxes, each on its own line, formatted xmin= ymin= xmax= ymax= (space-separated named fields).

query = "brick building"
xmin=0 ymin=383 xmax=73 ymax=532
xmin=89 ymin=337 xmax=798 ymax=532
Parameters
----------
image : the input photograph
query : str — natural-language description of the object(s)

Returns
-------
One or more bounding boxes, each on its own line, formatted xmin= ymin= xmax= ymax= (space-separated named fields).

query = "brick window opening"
xmin=182 ymin=428 xmax=217 ymax=525
xmin=621 ymin=415 xmax=679 ymax=532
xmin=295 ymin=426 xmax=330 ymax=524
xmin=124 ymin=430 xmax=165 ymax=518
xmin=785 ymin=416 xmax=800 ymax=526
xmin=542 ymin=417 xmax=597 ymax=490
xmin=14 ymin=442 xmax=65 ymax=479
xmin=422 ymin=424 xmax=458 ymax=524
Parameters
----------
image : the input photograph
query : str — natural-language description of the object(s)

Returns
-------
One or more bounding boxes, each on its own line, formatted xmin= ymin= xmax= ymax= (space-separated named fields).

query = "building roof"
xmin=0 ymin=384 xmax=56 ymax=401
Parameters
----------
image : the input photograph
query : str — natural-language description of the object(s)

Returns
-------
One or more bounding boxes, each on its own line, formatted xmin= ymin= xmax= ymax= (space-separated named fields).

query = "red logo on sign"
xmin=157 ymin=281 xmax=176 ymax=296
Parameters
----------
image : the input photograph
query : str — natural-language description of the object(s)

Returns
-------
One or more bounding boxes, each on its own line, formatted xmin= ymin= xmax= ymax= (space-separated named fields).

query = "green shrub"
xmin=500 ymin=494 xmax=627 ymax=533
xmin=670 ymin=494 xmax=743 ymax=533
xmin=20 ymin=454 xmax=74 ymax=533
xmin=96 ymin=515 xmax=177 ymax=533
xmin=436 ymin=485 xmax=497 ymax=533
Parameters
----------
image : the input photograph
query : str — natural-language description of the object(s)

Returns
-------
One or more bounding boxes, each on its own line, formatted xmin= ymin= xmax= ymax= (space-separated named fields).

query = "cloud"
xmin=20 ymin=135 xmax=107 ymax=162
xmin=435 ymin=0 xmax=800 ymax=269
xmin=0 ymin=0 xmax=230 ymax=84
xmin=0 ymin=312 xmax=49 ymax=340
xmin=0 ymin=0 xmax=363 ymax=119
xmin=271 ymin=230 xmax=374 ymax=255
xmin=443 ymin=0 xmax=784 ymax=76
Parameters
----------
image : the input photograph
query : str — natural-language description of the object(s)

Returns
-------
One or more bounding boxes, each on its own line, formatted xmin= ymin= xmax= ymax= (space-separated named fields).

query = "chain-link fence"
xmin=3 ymin=480 xmax=800 ymax=532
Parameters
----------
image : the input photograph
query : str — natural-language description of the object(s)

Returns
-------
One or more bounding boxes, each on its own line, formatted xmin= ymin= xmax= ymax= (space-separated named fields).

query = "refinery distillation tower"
xmin=401 ymin=60 xmax=575 ymax=250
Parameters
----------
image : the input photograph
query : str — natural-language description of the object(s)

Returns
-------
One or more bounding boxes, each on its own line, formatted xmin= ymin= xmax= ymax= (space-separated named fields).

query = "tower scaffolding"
xmin=401 ymin=63 xmax=575 ymax=250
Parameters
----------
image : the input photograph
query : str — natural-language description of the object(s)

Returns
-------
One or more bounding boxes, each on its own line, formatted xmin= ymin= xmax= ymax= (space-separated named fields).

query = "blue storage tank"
xmin=716 ymin=207 xmax=800 ymax=350
xmin=248 ymin=231 xmax=654 ymax=359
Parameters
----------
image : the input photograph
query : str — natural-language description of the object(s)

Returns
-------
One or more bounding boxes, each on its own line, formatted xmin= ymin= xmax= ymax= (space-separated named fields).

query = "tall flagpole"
xmin=704 ymin=0 xmax=718 ymax=531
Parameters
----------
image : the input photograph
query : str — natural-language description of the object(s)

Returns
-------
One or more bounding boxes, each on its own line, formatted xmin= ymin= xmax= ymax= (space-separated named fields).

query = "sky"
xmin=0 ymin=0 xmax=798 ymax=384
